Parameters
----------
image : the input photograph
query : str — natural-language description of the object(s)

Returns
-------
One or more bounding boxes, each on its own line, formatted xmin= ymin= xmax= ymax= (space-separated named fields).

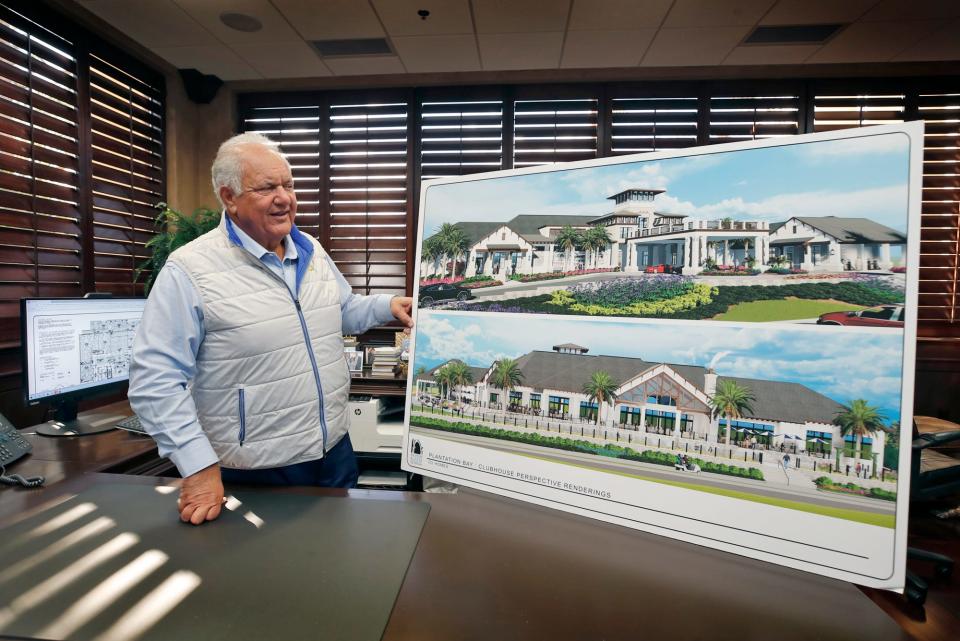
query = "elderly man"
xmin=129 ymin=132 xmax=413 ymax=525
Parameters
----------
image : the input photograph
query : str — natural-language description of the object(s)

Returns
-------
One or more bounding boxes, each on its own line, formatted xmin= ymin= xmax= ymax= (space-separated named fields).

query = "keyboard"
xmin=115 ymin=414 xmax=146 ymax=434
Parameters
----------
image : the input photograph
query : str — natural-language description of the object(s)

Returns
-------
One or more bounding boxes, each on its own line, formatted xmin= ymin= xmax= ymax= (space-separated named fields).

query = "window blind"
xmin=0 ymin=4 xmax=81 ymax=339
xmin=513 ymin=98 xmax=597 ymax=167
xmin=328 ymin=101 xmax=408 ymax=296
xmin=709 ymin=94 xmax=801 ymax=142
xmin=610 ymin=96 xmax=698 ymax=154
xmin=915 ymin=90 xmax=960 ymax=326
xmin=0 ymin=1 xmax=165 ymax=352
xmin=88 ymin=51 xmax=164 ymax=295
xmin=420 ymin=100 xmax=503 ymax=180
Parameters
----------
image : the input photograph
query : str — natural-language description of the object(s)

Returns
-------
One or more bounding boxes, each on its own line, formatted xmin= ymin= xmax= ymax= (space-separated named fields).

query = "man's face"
xmin=221 ymin=144 xmax=297 ymax=252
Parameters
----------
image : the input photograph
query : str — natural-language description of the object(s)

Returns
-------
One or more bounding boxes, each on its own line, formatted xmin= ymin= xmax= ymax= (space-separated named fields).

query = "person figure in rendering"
xmin=129 ymin=132 xmax=413 ymax=525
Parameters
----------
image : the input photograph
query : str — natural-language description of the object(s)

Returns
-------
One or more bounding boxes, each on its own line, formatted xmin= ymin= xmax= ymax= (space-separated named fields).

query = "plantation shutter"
xmin=241 ymin=104 xmax=324 ymax=239
xmin=88 ymin=50 xmax=164 ymax=295
xmin=610 ymin=96 xmax=698 ymax=154
xmin=709 ymin=94 xmax=801 ymax=142
xmin=328 ymin=101 xmax=408 ymax=295
xmin=420 ymin=100 xmax=503 ymax=180
xmin=513 ymin=98 xmax=598 ymax=167
xmin=812 ymin=92 xmax=906 ymax=132
xmin=915 ymin=90 xmax=960 ymax=328
xmin=0 ymin=4 xmax=81 ymax=341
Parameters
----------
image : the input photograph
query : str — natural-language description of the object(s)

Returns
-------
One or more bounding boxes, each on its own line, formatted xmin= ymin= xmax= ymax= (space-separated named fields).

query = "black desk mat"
xmin=0 ymin=484 xmax=430 ymax=641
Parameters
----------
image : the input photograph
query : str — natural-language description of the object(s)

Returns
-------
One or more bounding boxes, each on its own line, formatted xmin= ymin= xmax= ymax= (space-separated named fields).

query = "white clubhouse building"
xmin=423 ymin=188 xmax=906 ymax=279
xmin=417 ymin=343 xmax=887 ymax=471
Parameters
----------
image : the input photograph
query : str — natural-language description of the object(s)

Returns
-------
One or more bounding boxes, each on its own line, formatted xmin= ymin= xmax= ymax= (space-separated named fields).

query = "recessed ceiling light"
xmin=220 ymin=12 xmax=263 ymax=33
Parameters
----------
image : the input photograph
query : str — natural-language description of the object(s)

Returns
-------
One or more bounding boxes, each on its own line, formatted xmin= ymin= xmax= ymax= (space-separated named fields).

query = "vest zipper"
xmin=293 ymin=297 xmax=329 ymax=452
xmin=238 ymin=385 xmax=246 ymax=447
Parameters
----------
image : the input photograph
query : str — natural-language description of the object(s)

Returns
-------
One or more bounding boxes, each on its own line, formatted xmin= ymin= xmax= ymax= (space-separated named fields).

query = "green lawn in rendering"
xmin=714 ymin=298 xmax=864 ymax=322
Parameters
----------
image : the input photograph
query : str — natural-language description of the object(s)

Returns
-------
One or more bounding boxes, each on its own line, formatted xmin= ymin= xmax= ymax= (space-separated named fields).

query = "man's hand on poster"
xmin=391 ymin=296 xmax=414 ymax=334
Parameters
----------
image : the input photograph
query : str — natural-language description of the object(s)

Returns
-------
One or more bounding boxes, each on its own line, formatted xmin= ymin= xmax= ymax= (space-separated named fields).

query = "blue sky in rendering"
xmin=421 ymin=131 xmax=911 ymax=237
xmin=414 ymin=312 xmax=905 ymax=420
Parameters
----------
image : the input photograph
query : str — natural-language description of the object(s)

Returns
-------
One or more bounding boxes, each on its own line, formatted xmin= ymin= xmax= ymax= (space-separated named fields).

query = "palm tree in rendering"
xmin=491 ymin=358 xmax=524 ymax=410
xmin=437 ymin=223 xmax=470 ymax=278
xmin=708 ymin=379 xmax=756 ymax=447
xmin=582 ymin=370 xmax=619 ymax=426
xmin=421 ymin=235 xmax=442 ymax=277
xmin=582 ymin=226 xmax=611 ymax=269
xmin=433 ymin=364 xmax=453 ymax=400
xmin=554 ymin=225 xmax=583 ymax=272
xmin=446 ymin=361 xmax=474 ymax=403
xmin=833 ymin=399 xmax=886 ymax=473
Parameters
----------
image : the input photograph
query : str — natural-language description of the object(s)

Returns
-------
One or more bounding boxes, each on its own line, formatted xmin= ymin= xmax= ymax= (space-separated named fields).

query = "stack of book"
xmin=370 ymin=345 xmax=400 ymax=378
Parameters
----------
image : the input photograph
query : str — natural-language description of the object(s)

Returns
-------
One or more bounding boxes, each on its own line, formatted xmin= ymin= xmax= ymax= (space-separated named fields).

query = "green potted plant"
xmin=135 ymin=202 xmax=221 ymax=294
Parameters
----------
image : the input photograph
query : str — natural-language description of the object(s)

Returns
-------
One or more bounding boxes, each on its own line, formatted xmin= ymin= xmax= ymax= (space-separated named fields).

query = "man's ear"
xmin=220 ymin=186 xmax=238 ymax=214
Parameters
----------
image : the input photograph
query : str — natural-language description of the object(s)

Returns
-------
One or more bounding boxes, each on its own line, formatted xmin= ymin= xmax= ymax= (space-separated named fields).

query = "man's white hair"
xmin=211 ymin=132 xmax=289 ymax=207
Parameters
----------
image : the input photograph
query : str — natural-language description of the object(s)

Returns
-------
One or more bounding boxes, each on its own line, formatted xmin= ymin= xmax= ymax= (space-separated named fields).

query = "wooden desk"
xmin=2 ymin=401 xmax=163 ymax=497
xmin=1 ymin=474 xmax=910 ymax=641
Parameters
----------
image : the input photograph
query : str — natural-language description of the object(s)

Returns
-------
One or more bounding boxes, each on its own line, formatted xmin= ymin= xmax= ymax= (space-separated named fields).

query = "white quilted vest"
xmin=167 ymin=217 xmax=351 ymax=469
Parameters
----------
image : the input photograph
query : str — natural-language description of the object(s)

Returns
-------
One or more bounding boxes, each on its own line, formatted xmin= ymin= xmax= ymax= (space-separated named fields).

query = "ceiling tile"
xmin=641 ymin=26 xmax=750 ymax=66
xmin=173 ymin=0 xmax=300 ymax=44
xmin=392 ymin=35 xmax=480 ymax=72
xmin=323 ymin=56 xmax=406 ymax=76
xmin=473 ymin=0 xmax=570 ymax=34
xmin=723 ymin=44 xmax=820 ymax=65
xmin=372 ymin=0 xmax=473 ymax=36
xmin=478 ymin=32 xmax=564 ymax=69
xmin=561 ymin=30 xmax=656 ymax=67
xmin=892 ymin=19 xmax=960 ymax=61
xmin=806 ymin=20 xmax=941 ymax=63
xmin=271 ymin=0 xmax=385 ymax=40
xmin=230 ymin=41 xmax=332 ymax=78
xmin=79 ymin=0 xmax=212 ymax=47
xmin=760 ymin=0 xmax=878 ymax=25
xmin=568 ymin=0 xmax=673 ymax=30
xmin=861 ymin=0 xmax=960 ymax=21
xmin=153 ymin=45 xmax=261 ymax=80
xmin=663 ymin=0 xmax=777 ymax=28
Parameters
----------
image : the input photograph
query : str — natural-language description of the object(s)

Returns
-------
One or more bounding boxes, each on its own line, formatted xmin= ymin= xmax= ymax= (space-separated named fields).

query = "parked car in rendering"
xmin=817 ymin=305 xmax=905 ymax=328
xmin=418 ymin=283 xmax=473 ymax=306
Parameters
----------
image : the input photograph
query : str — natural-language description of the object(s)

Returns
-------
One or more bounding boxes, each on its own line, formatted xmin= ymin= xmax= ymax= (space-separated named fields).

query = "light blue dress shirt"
xmin=128 ymin=215 xmax=396 ymax=477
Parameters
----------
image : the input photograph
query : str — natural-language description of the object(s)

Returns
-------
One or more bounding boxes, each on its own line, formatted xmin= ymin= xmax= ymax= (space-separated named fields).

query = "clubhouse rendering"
xmin=415 ymin=342 xmax=888 ymax=471
xmin=422 ymin=188 xmax=906 ymax=279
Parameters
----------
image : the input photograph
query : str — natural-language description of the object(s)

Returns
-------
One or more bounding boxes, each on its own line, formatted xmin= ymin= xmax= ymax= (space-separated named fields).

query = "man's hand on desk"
xmin=178 ymin=462 xmax=224 ymax=525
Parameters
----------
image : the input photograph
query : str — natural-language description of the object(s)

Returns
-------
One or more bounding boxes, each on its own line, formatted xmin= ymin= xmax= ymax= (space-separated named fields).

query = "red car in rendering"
xmin=817 ymin=305 xmax=905 ymax=328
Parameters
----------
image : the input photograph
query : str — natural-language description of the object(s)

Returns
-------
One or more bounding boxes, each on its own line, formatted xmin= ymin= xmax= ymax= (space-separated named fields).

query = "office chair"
xmin=904 ymin=416 xmax=960 ymax=605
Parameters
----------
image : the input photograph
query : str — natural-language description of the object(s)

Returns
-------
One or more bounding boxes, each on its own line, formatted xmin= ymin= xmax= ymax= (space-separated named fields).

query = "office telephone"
xmin=0 ymin=413 xmax=44 ymax=488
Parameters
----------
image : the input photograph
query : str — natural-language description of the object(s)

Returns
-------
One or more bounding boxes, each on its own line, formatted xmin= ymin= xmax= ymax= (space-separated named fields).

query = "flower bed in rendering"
xmin=509 ymin=267 xmax=620 ymax=283
xmin=764 ymin=267 xmax=807 ymax=275
xmin=700 ymin=266 xmax=761 ymax=276
xmin=451 ymin=278 xmax=903 ymax=320
xmin=410 ymin=414 xmax=763 ymax=481
xmin=814 ymin=476 xmax=896 ymax=501
xmin=548 ymin=275 xmax=716 ymax=316
xmin=420 ymin=275 xmax=499 ymax=288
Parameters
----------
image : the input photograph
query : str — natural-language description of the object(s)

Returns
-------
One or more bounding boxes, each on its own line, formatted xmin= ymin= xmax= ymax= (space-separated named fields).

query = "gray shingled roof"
xmin=427 ymin=359 xmax=488 ymax=383
xmin=469 ymin=350 xmax=843 ymax=426
xmin=795 ymin=217 xmax=906 ymax=244
xmin=427 ymin=215 xmax=595 ymax=246
xmin=718 ymin=376 xmax=843 ymax=425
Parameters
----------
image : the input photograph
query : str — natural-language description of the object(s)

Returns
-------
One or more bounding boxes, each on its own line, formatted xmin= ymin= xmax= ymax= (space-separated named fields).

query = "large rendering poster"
xmin=402 ymin=123 xmax=921 ymax=590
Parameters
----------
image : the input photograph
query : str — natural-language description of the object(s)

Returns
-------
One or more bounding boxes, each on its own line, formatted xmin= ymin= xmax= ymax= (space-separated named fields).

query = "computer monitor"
xmin=21 ymin=296 xmax=147 ymax=436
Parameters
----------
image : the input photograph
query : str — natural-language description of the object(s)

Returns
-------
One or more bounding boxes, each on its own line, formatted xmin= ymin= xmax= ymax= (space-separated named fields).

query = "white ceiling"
xmin=76 ymin=0 xmax=960 ymax=81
